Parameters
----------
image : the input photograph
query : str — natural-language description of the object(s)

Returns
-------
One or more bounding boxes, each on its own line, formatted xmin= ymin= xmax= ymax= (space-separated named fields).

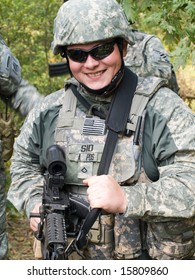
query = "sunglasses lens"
xmin=92 ymin=42 xmax=115 ymax=60
xmin=66 ymin=49 xmax=87 ymax=63
xmin=66 ymin=41 xmax=115 ymax=63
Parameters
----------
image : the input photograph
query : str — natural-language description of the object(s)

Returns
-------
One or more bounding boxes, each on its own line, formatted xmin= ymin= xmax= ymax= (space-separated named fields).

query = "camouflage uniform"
xmin=0 ymin=35 xmax=43 ymax=259
xmin=124 ymin=29 xmax=179 ymax=93
xmin=7 ymin=74 xmax=195 ymax=260
xmin=7 ymin=0 xmax=195 ymax=260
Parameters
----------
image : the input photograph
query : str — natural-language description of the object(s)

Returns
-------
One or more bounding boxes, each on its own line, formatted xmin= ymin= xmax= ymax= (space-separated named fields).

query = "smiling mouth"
xmin=87 ymin=70 xmax=105 ymax=77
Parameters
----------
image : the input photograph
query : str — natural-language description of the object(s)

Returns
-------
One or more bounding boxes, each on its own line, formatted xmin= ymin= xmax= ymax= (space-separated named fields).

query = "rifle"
xmin=48 ymin=62 xmax=69 ymax=77
xmin=30 ymin=144 xmax=90 ymax=260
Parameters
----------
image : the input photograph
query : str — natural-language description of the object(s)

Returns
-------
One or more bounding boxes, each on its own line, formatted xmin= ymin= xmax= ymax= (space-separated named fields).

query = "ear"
xmin=122 ymin=40 xmax=128 ymax=57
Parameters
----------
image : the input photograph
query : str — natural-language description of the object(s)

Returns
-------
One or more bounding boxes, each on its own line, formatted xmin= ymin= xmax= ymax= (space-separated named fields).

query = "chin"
xmin=87 ymin=83 xmax=108 ymax=91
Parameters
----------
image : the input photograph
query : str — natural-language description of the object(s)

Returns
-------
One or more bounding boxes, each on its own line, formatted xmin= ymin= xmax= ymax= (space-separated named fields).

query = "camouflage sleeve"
xmin=142 ymin=36 xmax=172 ymax=81
xmin=10 ymin=79 xmax=44 ymax=116
xmin=7 ymin=91 xmax=63 ymax=218
xmin=7 ymin=106 xmax=45 ymax=218
xmin=123 ymin=88 xmax=195 ymax=221
xmin=0 ymin=35 xmax=21 ymax=96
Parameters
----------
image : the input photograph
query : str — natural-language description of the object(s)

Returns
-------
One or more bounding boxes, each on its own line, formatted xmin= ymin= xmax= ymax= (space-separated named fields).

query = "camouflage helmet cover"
xmin=52 ymin=0 xmax=133 ymax=55
xmin=0 ymin=35 xmax=21 ymax=96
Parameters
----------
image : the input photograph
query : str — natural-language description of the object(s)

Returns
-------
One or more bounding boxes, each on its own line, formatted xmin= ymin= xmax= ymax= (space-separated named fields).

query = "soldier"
xmin=8 ymin=0 xmax=195 ymax=260
xmin=49 ymin=29 xmax=179 ymax=93
xmin=124 ymin=29 xmax=179 ymax=93
xmin=0 ymin=35 xmax=43 ymax=259
xmin=53 ymin=1 xmax=179 ymax=94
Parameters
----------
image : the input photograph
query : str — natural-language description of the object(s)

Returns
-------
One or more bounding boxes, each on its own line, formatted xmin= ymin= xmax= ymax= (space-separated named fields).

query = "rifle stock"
xmin=48 ymin=62 xmax=69 ymax=77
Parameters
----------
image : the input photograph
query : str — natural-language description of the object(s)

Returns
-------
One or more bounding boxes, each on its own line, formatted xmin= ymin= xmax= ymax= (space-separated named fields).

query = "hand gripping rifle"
xmin=30 ymin=144 xmax=90 ymax=259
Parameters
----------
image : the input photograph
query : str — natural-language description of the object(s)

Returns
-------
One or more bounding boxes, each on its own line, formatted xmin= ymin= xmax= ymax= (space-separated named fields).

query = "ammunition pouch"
xmin=88 ymin=214 xmax=114 ymax=245
xmin=0 ymin=113 xmax=17 ymax=161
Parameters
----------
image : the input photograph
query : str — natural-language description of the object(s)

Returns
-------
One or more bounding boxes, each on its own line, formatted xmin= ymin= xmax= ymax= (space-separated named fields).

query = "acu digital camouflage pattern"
xmin=0 ymin=79 xmax=43 ymax=163
xmin=0 ymin=113 xmax=17 ymax=162
xmin=55 ymin=85 xmax=144 ymax=259
xmin=6 ymin=0 xmax=195 ymax=260
xmin=52 ymin=0 xmax=179 ymax=93
xmin=0 ymin=142 xmax=7 ymax=260
xmin=52 ymin=0 xmax=133 ymax=54
xmin=10 ymin=79 xmax=44 ymax=116
xmin=0 ymin=35 xmax=18 ymax=259
xmin=124 ymin=30 xmax=179 ymax=93
xmin=0 ymin=36 xmax=43 ymax=259
xmin=55 ymin=77 xmax=194 ymax=259
xmin=0 ymin=35 xmax=21 ymax=96
xmin=8 ymin=74 xmax=195 ymax=259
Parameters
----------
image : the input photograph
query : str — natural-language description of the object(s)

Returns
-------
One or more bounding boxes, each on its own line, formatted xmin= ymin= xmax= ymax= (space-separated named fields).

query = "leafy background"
xmin=1 ymin=0 xmax=194 ymax=95
xmin=0 ymin=0 xmax=194 ymax=259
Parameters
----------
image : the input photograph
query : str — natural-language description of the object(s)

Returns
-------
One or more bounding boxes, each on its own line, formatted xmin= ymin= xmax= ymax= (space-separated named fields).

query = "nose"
xmin=83 ymin=54 xmax=100 ymax=68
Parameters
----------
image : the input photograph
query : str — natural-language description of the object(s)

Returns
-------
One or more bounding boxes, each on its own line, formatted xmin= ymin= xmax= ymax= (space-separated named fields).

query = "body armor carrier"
xmin=54 ymin=77 xmax=195 ymax=260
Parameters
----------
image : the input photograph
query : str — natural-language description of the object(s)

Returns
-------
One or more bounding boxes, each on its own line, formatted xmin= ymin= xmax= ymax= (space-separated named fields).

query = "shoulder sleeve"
xmin=143 ymin=36 xmax=172 ymax=80
xmin=7 ymin=91 xmax=64 ymax=217
xmin=124 ymin=89 xmax=195 ymax=221
xmin=10 ymin=79 xmax=44 ymax=116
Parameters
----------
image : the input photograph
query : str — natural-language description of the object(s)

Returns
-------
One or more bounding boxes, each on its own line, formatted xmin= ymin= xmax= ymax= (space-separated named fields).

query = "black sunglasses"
xmin=66 ymin=41 xmax=115 ymax=63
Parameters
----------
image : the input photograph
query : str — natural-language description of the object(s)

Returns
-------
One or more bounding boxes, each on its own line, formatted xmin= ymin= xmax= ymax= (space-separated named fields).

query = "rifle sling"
xmin=72 ymin=67 xmax=138 ymax=250
xmin=98 ymin=67 xmax=138 ymax=174
xmin=70 ymin=84 xmax=106 ymax=119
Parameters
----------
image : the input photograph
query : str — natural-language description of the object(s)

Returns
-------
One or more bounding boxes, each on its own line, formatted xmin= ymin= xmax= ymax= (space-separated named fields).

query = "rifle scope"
xmin=46 ymin=145 xmax=67 ymax=176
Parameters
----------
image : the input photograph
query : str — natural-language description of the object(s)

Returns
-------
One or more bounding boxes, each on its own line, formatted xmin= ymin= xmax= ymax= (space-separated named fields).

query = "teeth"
xmin=88 ymin=71 xmax=103 ymax=77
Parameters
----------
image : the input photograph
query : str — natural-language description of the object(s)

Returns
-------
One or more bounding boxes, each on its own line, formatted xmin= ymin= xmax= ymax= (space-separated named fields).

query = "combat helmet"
xmin=0 ymin=35 xmax=21 ymax=96
xmin=52 ymin=0 xmax=133 ymax=55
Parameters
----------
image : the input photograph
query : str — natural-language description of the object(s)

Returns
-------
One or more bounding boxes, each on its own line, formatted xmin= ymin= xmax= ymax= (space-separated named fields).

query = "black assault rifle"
xmin=30 ymin=144 xmax=90 ymax=260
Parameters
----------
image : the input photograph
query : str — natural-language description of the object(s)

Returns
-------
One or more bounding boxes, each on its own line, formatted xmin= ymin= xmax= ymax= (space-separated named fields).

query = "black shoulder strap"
xmin=70 ymin=84 xmax=106 ymax=119
xmin=75 ymin=68 xmax=138 ymax=250
xmin=98 ymin=67 xmax=138 ymax=174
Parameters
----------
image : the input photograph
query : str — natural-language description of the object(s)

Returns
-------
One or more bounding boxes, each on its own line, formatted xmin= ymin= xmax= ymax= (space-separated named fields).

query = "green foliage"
xmin=119 ymin=0 xmax=195 ymax=70
xmin=1 ymin=0 xmax=194 ymax=86
xmin=118 ymin=0 xmax=136 ymax=23
xmin=1 ymin=0 xmax=67 ymax=95
xmin=1 ymin=0 xmax=69 ymax=199
xmin=1 ymin=0 xmax=194 ymax=85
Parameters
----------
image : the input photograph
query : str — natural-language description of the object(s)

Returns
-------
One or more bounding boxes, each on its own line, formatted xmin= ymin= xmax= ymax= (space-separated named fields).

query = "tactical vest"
xmin=55 ymin=77 xmax=165 ymax=185
xmin=54 ymin=77 xmax=194 ymax=260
